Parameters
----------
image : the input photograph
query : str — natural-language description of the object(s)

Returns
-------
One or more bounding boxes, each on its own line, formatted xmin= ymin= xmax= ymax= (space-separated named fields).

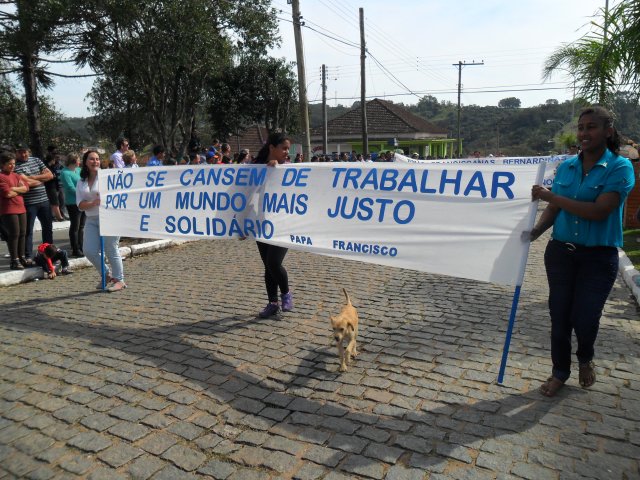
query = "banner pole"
xmin=497 ymin=162 xmax=547 ymax=385
xmin=498 ymin=286 xmax=521 ymax=384
xmin=100 ymin=236 xmax=106 ymax=290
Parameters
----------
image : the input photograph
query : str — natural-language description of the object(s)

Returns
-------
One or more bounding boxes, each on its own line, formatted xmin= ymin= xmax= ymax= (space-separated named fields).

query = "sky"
xmin=47 ymin=0 xmax=608 ymax=118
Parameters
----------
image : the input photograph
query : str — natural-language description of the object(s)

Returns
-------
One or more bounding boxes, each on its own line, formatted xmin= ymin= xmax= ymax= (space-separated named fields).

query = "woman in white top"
xmin=76 ymin=149 xmax=126 ymax=292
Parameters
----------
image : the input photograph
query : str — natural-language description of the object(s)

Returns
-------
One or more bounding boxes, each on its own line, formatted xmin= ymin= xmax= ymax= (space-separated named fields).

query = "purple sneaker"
xmin=281 ymin=292 xmax=293 ymax=312
xmin=258 ymin=302 xmax=280 ymax=318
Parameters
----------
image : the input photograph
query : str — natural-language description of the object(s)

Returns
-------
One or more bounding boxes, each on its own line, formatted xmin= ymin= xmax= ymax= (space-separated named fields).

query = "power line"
xmin=316 ymin=0 xmax=453 ymax=86
xmin=308 ymin=85 xmax=570 ymax=103
xmin=278 ymin=15 xmax=360 ymax=49
xmin=367 ymin=51 xmax=422 ymax=100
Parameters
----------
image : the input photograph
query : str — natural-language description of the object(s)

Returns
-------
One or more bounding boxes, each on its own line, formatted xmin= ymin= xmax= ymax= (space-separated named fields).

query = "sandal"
xmin=579 ymin=361 xmax=596 ymax=388
xmin=540 ymin=377 xmax=565 ymax=397
xmin=107 ymin=281 xmax=127 ymax=293
xmin=95 ymin=274 xmax=114 ymax=289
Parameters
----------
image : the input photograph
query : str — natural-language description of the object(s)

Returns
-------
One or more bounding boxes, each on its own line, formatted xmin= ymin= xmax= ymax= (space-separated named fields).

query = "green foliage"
xmin=78 ymin=0 xmax=280 ymax=152
xmin=557 ymin=131 xmax=578 ymax=149
xmin=498 ymin=97 xmax=521 ymax=109
xmin=542 ymin=1 xmax=640 ymax=106
xmin=606 ymin=1 xmax=640 ymax=99
xmin=0 ymin=74 xmax=25 ymax=146
xmin=623 ymin=229 xmax=640 ymax=270
xmin=0 ymin=74 xmax=78 ymax=154
xmin=0 ymin=0 xmax=84 ymax=158
xmin=413 ymin=95 xmax=448 ymax=117
xmin=208 ymin=56 xmax=299 ymax=138
xmin=0 ymin=0 xmax=77 ymax=87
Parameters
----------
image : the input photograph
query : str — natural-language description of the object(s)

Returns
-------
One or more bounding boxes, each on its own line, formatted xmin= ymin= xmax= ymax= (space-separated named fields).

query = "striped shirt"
xmin=14 ymin=156 xmax=49 ymax=206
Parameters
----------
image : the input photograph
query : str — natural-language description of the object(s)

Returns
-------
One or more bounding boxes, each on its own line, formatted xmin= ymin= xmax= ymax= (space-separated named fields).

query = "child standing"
xmin=34 ymin=242 xmax=72 ymax=279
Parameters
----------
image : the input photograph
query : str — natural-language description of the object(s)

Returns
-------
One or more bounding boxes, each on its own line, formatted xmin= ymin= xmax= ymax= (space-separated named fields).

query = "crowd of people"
xmin=100 ymin=136 xmax=410 ymax=169
xmin=0 ymin=144 xmax=126 ymax=292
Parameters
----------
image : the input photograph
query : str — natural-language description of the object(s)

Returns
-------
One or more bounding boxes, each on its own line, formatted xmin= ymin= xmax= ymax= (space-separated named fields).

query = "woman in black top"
xmin=253 ymin=132 xmax=294 ymax=318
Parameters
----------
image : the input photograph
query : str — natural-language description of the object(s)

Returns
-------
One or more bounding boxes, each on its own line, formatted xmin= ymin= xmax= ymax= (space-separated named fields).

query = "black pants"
xmin=256 ymin=241 xmax=289 ymax=302
xmin=1 ymin=213 xmax=27 ymax=259
xmin=34 ymin=249 xmax=69 ymax=273
xmin=66 ymin=204 xmax=85 ymax=254
xmin=0 ymin=219 xmax=7 ymax=242
xmin=544 ymin=240 xmax=618 ymax=382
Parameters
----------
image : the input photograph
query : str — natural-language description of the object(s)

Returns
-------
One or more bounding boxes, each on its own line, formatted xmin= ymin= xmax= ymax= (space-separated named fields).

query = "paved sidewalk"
xmin=0 ymin=234 xmax=639 ymax=479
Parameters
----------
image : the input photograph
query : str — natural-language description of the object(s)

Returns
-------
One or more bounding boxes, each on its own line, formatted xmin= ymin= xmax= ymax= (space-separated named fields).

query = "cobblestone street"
xmin=0 ymin=234 xmax=639 ymax=479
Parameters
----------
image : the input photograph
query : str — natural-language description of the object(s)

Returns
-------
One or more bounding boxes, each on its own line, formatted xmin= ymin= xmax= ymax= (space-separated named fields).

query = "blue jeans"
xmin=544 ymin=240 xmax=618 ymax=382
xmin=83 ymin=216 xmax=124 ymax=282
xmin=25 ymin=201 xmax=53 ymax=258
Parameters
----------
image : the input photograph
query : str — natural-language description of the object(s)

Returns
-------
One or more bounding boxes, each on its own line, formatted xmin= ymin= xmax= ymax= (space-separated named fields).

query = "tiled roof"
xmin=311 ymin=98 xmax=448 ymax=138
xmin=226 ymin=125 xmax=269 ymax=155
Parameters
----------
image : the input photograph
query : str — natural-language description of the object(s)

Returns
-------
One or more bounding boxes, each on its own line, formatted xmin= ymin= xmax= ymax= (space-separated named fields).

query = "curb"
xmin=619 ymin=250 xmax=640 ymax=305
xmin=3 ymin=237 xmax=640 ymax=303
xmin=0 ymin=239 xmax=191 ymax=288
xmin=34 ymin=219 xmax=71 ymax=232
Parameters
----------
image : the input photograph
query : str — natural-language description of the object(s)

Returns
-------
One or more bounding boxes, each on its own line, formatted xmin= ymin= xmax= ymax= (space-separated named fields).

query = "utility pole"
xmin=290 ymin=0 xmax=311 ymax=161
xmin=359 ymin=8 xmax=368 ymax=155
xmin=453 ymin=60 xmax=483 ymax=157
xmin=322 ymin=64 xmax=328 ymax=154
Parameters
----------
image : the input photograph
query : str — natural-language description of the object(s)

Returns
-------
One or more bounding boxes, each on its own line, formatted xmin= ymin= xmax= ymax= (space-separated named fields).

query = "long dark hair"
xmin=578 ymin=106 xmax=620 ymax=153
xmin=80 ymin=149 xmax=99 ymax=180
xmin=253 ymin=132 xmax=290 ymax=164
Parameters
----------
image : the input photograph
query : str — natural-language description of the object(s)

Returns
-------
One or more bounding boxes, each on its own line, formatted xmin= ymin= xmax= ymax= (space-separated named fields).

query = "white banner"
xmin=394 ymin=152 xmax=569 ymax=188
xmin=99 ymin=161 xmax=545 ymax=286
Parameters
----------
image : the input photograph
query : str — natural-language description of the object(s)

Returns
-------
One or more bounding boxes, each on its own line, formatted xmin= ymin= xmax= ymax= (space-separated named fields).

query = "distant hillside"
xmin=64 ymin=93 xmax=640 ymax=157
xmin=56 ymin=116 xmax=95 ymax=144
xmin=309 ymin=93 xmax=640 ymax=156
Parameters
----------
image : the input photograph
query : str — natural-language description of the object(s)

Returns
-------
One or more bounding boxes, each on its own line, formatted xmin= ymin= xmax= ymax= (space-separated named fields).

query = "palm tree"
xmin=542 ymin=1 xmax=640 ymax=108
xmin=607 ymin=0 xmax=640 ymax=96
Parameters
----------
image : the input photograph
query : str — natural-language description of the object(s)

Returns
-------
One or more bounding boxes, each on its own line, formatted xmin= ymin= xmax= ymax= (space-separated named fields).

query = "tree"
xmin=0 ymin=0 xmax=88 ymax=159
xmin=208 ymin=56 xmax=299 ymax=139
xmin=542 ymin=2 xmax=640 ymax=106
xmin=0 ymin=72 xmax=68 ymax=150
xmin=498 ymin=97 xmax=521 ymax=108
xmin=87 ymin=61 xmax=156 ymax=152
xmin=606 ymin=1 xmax=640 ymax=98
xmin=414 ymin=95 xmax=442 ymax=118
xmin=76 ymin=0 xmax=279 ymax=153
xmin=0 ymin=71 xmax=24 ymax=146
xmin=611 ymin=91 xmax=640 ymax=139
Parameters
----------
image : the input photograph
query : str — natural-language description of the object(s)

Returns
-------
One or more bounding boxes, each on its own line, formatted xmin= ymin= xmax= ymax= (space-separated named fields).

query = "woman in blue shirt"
xmin=59 ymin=153 xmax=84 ymax=257
xmin=530 ymin=106 xmax=635 ymax=397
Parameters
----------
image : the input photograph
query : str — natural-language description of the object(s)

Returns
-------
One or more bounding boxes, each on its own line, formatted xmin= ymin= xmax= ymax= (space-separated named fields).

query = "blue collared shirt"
xmin=551 ymin=149 xmax=635 ymax=247
xmin=147 ymin=156 xmax=162 ymax=166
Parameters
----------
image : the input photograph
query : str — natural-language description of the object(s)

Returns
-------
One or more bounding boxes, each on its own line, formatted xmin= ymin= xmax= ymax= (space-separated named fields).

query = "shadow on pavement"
xmin=1 ymin=295 xmax=559 ymax=475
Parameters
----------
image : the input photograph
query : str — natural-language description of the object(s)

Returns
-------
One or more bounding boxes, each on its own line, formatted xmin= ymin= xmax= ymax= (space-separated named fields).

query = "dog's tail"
xmin=342 ymin=288 xmax=352 ymax=306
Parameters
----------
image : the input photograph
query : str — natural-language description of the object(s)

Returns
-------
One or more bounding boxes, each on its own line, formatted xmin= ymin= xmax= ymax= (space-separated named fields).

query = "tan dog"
xmin=331 ymin=288 xmax=359 ymax=372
